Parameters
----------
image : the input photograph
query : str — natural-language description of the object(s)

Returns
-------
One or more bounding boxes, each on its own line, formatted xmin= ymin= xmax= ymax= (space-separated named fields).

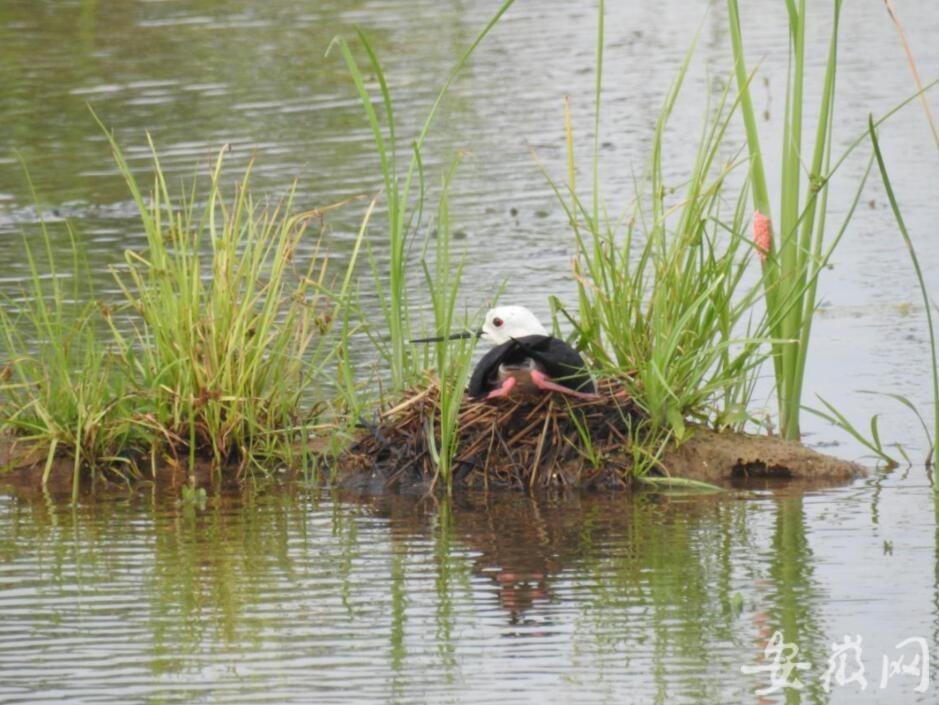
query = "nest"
xmin=337 ymin=379 xmax=643 ymax=491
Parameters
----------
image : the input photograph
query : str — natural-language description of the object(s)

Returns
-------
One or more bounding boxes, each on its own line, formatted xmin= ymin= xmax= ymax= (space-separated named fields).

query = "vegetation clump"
xmin=0 ymin=140 xmax=354 ymax=495
xmin=1 ymin=0 xmax=935 ymax=497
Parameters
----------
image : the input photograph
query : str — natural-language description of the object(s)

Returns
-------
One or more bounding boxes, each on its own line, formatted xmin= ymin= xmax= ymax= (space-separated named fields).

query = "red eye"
xmin=493 ymin=317 xmax=504 ymax=328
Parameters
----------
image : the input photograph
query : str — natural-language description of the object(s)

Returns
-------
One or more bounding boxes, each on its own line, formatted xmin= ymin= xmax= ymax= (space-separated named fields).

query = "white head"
xmin=480 ymin=305 xmax=548 ymax=345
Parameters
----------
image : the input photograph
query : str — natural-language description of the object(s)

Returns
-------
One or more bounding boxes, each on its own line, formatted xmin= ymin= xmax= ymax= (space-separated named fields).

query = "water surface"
xmin=0 ymin=479 xmax=936 ymax=705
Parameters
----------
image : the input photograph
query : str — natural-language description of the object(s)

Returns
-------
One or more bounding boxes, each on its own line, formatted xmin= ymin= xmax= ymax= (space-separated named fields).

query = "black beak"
xmin=410 ymin=330 xmax=481 ymax=344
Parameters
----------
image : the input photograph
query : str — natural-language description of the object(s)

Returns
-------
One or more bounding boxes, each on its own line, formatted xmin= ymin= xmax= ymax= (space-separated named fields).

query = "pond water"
xmin=0 ymin=480 xmax=935 ymax=705
xmin=1 ymin=0 xmax=938 ymax=703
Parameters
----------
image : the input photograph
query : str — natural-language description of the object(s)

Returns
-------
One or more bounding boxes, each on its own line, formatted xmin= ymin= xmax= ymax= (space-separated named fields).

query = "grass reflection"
xmin=0 ymin=485 xmax=828 ymax=703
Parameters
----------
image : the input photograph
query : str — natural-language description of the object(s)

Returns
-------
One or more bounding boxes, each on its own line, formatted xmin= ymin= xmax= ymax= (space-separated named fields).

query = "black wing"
xmin=467 ymin=335 xmax=595 ymax=397
xmin=512 ymin=335 xmax=595 ymax=393
xmin=467 ymin=339 xmax=516 ymax=397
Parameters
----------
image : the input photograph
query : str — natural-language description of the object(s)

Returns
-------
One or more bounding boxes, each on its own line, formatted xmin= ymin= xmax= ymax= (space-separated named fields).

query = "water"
xmin=1 ymin=0 xmax=939 ymax=702
xmin=0 ymin=481 xmax=935 ymax=705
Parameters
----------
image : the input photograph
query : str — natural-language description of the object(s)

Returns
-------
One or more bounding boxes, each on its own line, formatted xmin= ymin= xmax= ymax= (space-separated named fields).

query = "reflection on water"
xmin=0 ymin=480 xmax=935 ymax=704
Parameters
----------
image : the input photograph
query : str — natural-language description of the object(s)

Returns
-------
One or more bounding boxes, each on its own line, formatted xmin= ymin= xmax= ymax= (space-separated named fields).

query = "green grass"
xmin=805 ymin=396 xmax=900 ymax=468
xmin=543 ymin=0 xmax=923 ymax=461
xmin=421 ymin=158 xmax=479 ymax=489
xmin=332 ymin=4 xmax=514 ymax=488
xmin=0 ymin=215 xmax=140 ymax=498
xmin=541 ymin=14 xmax=771 ymax=442
xmin=332 ymin=0 xmax=515 ymax=394
xmin=102 ymin=133 xmax=342 ymax=471
xmin=1 ymin=137 xmax=360 ymax=491
xmin=869 ymin=117 xmax=938 ymax=467
xmin=728 ymin=0 xmax=844 ymax=440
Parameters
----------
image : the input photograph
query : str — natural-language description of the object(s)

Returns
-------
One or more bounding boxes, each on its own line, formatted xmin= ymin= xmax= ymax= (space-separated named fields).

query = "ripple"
xmin=0 ymin=482 xmax=935 ymax=703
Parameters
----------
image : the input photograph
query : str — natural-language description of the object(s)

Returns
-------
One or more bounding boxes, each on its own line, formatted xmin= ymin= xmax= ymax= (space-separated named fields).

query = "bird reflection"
xmin=345 ymin=490 xmax=644 ymax=626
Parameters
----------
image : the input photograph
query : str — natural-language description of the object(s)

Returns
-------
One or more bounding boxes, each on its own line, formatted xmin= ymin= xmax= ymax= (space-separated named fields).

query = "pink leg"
xmin=530 ymin=370 xmax=599 ymax=400
xmin=485 ymin=376 xmax=517 ymax=399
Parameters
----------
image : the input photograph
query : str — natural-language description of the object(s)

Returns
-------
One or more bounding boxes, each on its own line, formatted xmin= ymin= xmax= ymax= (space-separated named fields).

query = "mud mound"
xmin=658 ymin=427 xmax=865 ymax=486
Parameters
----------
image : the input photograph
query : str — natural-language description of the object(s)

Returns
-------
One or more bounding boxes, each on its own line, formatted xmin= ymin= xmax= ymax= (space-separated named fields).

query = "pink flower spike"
xmin=753 ymin=210 xmax=772 ymax=263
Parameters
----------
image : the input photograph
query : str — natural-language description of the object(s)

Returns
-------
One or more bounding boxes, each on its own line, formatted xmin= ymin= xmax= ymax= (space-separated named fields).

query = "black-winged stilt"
xmin=414 ymin=305 xmax=597 ymax=401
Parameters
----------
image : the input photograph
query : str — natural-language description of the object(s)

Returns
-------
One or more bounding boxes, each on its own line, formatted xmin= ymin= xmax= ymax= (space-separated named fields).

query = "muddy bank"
xmin=657 ymin=427 xmax=865 ymax=485
xmin=0 ymin=434 xmax=242 ymax=498
xmin=336 ymin=425 xmax=865 ymax=493
xmin=2 ymin=409 xmax=865 ymax=497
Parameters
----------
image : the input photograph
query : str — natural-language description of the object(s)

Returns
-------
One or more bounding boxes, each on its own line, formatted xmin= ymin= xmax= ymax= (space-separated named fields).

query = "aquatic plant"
xmin=329 ymin=197 xmax=380 ymax=458
xmin=332 ymin=3 xmax=515 ymax=488
xmin=805 ymin=396 xmax=901 ymax=468
xmin=0 ymin=136 xmax=362 ymax=489
xmin=868 ymin=118 xmax=938 ymax=467
xmin=797 ymin=5 xmax=939 ymax=468
xmin=332 ymin=0 xmax=515 ymax=393
xmin=542 ymin=7 xmax=770 ymax=441
xmin=727 ymin=0 xmax=844 ymax=440
xmin=101 ymin=133 xmax=340 ymax=470
xmin=421 ymin=159 xmax=479 ymax=487
xmin=883 ymin=0 xmax=939 ymax=150
xmin=0 ymin=212 xmax=140 ymax=497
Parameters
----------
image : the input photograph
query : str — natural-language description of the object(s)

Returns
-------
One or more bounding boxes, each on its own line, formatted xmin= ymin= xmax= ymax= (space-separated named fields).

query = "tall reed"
xmin=332 ymin=0 xmax=515 ymax=392
xmin=727 ymin=0 xmax=844 ymax=440
xmin=421 ymin=158 xmax=478 ymax=488
xmin=869 ymin=118 xmax=938 ymax=467
xmin=544 ymin=28 xmax=770 ymax=439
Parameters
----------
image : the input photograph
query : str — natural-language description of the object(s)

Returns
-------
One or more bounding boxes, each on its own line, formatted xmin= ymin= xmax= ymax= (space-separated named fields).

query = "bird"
xmin=413 ymin=305 xmax=597 ymax=401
